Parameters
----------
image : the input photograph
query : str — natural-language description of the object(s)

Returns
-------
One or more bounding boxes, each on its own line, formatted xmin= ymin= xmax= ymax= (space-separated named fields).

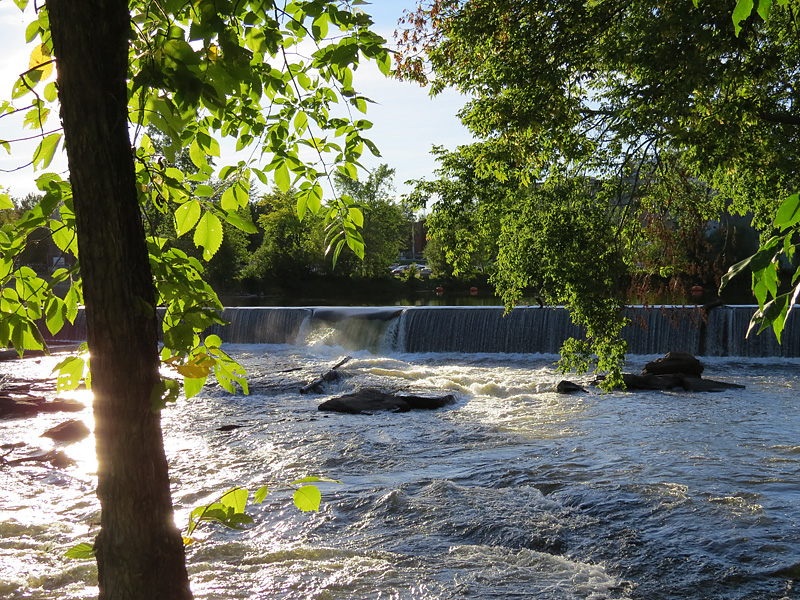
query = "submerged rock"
xmin=318 ymin=388 xmax=457 ymax=414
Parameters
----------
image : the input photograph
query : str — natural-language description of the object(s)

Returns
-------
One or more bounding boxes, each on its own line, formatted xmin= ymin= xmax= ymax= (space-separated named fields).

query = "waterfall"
xmin=206 ymin=307 xmax=311 ymax=344
xmin=41 ymin=305 xmax=799 ymax=357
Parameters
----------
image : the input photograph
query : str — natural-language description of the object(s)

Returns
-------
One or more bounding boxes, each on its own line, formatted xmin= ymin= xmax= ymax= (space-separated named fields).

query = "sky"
xmin=0 ymin=1 xmax=473 ymax=200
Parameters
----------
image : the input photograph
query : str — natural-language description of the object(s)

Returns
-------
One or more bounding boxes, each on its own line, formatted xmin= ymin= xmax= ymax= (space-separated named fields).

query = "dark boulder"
xmin=556 ymin=380 xmax=586 ymax=394
xmin=41 ymin=419 xmax=91 ymax=443
xmin=318 ymin=388 xmax=456 ymax=414
xmin=37 ymin=398 xmax=85 ymax=413
xmin=621 ymin=373 xmax=744 ymax=392
xmin=680 ymin=376 xmax=745 ymax=392
xmin=643 ymin=352 xmax=704 ymax=377
xmin=0 ymin=397 xmax=41 ymax=418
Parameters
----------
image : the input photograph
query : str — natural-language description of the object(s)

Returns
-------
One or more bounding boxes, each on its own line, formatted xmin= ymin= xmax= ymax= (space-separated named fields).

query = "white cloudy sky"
xmin=0 ymin=1 xmax=472 ymax=199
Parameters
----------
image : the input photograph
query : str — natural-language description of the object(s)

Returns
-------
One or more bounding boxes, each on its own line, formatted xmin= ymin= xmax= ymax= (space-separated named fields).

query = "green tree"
xmin=716 ymin=0 xmax=800 ymax=341
xmin=334 ymin=163 xmax=408 ymax=278
xmin=0 ymin=1 xmax=389 ymax=598
xmin=396 ymin=0 xmax=800 ymax=382
xmin=243 ymin=187 xmax=326 ymax=281
xmin=405 ymin=145 xmax=504 ymax=279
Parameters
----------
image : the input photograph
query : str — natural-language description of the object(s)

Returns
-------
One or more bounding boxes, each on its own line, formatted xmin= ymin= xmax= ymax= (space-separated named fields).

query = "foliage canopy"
xmin=397 ymin=0 xmax=800 ymax=384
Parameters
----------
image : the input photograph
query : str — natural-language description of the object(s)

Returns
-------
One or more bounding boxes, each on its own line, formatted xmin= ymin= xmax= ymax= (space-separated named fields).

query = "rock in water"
xmin=37 ymin=398 xmax=86 ymax=413
xmin=556 ymin=380 xmax=586 ymax=394
xmin=41 ymin=419 xmax=91 ymax=443
xmin=643 ymin=352 xmax=704 ymax=377
xmin=318 ymin=388 xmax=456 ymax=414
xmin=621 ymin=373 xmax=744 ymax=392
xmin=0 ymin=397 xmax=40 ymax=418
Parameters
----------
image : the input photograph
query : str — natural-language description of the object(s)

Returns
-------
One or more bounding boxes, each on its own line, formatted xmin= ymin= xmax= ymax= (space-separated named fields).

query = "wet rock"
xmin=37 ymin=398 xmax=85 ymax=413
xmin=41 ymin=419 xmax=91 ymax=443
xmin=318 ymin=388 xmax=456 ymax=414
xmin=216 ymin=424 xmax=246 ymax=432
xmin=1 ymin=448 xmax=76 ymax=469
xmin=556 ymin=380 xmax=586 ymax=394
xmin=301 ymin=356 xmax=352 ymax=394
xmin=620 ymin=373 xmax=744 ymax=392
xmin=679 ymin=376 xmax=745 ymax=392
xmin=0 ymin=395 xmax=85 ymax=418
xmin=0 ymin=397 xmax=41 ymax=418
xmin=643 ymin=352 xmax=704 ymax=377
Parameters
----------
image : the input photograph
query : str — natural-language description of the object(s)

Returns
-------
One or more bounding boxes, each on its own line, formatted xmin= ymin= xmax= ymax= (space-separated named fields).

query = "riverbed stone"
xmin=318 ymin=388 xmax=456 ymax=414
xmin=556 ymin=380 xmax=586 ymax=394
xmin=41 ymin=419 xmax=91 ymax=443
xmin=643 ymin=352 xmax=704 ymax=377
xmin=0 ymin=397 xmax=41 ymax=418
xmin=620 ymin=373 xmax=744 ymax=392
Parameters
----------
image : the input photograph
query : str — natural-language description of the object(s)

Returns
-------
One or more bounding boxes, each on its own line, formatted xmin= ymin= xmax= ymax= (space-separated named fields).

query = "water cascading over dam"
xmin=47 ymin=305 xmax=798 ymax=356
xmin=193 ymin=305 xmax=795 ymax=356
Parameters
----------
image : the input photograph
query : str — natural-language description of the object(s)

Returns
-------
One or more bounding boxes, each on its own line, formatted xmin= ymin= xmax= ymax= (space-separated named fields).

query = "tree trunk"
xmin=45 ymin=1 xmax=192 ymax=598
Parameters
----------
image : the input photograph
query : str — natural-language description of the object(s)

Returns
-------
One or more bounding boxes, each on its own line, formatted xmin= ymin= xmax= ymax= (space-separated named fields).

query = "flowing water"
xmin=2 ymin=307 xmax=799 ymax=599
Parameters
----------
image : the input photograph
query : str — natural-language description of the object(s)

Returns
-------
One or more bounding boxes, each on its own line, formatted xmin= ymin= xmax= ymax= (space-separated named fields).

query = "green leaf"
xmin=44 ymin=82 xmax=58 ymax=102
xmin=195 ymin=184 xmax=215 ymax=197
xmin=189 ymin=139 xmax=208 ymax=169
xmin=733 ymin=0 xmax=755 ymax=35
xmin=32 ymin=133 xmax=61 ymax=170
xmin=757 ymin=0 xmax=773 ymax=21
xmin=750 ymin=236 xmax=781 ymax=272
xmin=196 ymin=131 xmax=220 ymax=157
xmin=175 ymin=200 xmax=202 ymax=237
xmin=275 ymin=161 xmax=291 ymax=192
xmin=348 ymin=207 xmax=363 ymax=227
xmin=25 ymin=18 xmax=40 ymax=43
xmin=308 ymin=184 xmax=323 ymax=213
xmin=312 ymin=14 xmax=329 ymax=40
xmin=151 ymin=378 xmax=180 ymax=411
xmin=64 ymin=543 xmax=95 ymax=560
xmin=254 ymin=485 xmax=269 ymax=504
xmin=223 ymin=211 xmax=257 ymax=234
xmin=221 ymin=187 xmax=238 ymax=211
xmin=775 ymin=193 xmax=800 ymax=231
xmin=205 ymin=334 xmax=222 ymax=348
xmin=53 ymin=356 xmax=85 ymax=392
xmin=0 ymin=194 xmax=13 ymax=210
xmin=183 ymin=374 xmax=207 ymax=400
xmin=220 ymin=487 xmax=249 ymax=514
xmin=377 ymin=52 xmax=391 ymax=77
xmin=193 ymin=212 xmax=223 ymax=260
xmin=294 ymin=111 xmax=308 ymax=133
xmin=44 ymin=296 xmax=65 ymax=336
xmin=50 ymin=220 xmax=78 ymax=255
xmin=293 ymin=485 xmax=322 ymax=512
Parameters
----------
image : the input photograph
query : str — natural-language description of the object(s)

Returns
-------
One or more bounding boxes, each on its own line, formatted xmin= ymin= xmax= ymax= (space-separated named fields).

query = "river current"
xmin=1 ymin=344 xmax=799 ymax=599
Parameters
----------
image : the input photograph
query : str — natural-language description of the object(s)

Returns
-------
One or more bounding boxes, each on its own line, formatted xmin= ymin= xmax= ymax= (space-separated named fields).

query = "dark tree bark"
xmin=45 ymin=1 xmax=192 ymax=598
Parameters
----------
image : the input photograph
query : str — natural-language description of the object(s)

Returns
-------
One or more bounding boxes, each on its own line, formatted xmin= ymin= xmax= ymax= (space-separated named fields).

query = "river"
xmin=2 ymin=338 xmax=799 ymax=599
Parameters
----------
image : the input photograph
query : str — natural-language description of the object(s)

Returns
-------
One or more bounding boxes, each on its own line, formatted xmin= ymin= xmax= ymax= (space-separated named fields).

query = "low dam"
xmin=51 ymin=305 xmax=799 ymax=356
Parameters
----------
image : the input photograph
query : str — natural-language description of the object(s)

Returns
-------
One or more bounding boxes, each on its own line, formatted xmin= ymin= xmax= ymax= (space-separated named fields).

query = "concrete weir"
xmin=45 ymin=305 xmax=799 ymax=357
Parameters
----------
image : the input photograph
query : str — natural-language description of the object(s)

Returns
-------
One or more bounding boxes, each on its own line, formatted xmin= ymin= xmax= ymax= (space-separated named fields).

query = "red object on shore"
xmin=435 ymin=286 xmax=444 ymax=295
xmin=470 ymin=287 xmax=478 ymax=296
xmin=691 ymin=285 xmax=703 ymax=302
